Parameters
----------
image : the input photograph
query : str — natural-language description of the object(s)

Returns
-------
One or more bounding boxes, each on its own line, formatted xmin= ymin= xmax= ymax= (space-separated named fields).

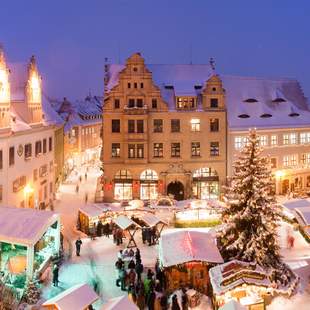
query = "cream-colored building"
xmin=224 ymin=75 xmax=310 ymax=195
xmin=0 ymin=49 xmax=59 ymax=209
xmin=102 ymin=53 xmax=227 ymax=202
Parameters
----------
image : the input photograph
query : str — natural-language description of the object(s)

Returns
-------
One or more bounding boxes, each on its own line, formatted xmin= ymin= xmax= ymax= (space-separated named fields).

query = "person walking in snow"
xmin=85 ymin=192 xmax=88 ymax=204
xmin=85 ymin=172 xmax=88 ymax=181
xmin=76 ymin=184 xmax=79 ymax=193
xmin=75 ymin=237 xmax=82 ymax=256
xmin=52 ymin=264 xmax=59 ymax=287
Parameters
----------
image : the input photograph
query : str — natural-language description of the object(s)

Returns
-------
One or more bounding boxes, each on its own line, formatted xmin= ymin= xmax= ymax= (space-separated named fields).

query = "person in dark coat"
xmin=96 ymin=221 xmax=103 ymax=237
xmin=160 ymin=294 xmax=168 ymax=310
xmin=128 ymin=259 xmax=136 ymax=270
xmin=75 ymin=237 xmax=82 ymax=256
xmin=135 ymin=261 xmax=143 ymax=282
xmin=171 ymin=295 xmax=180 ymax=310
xmin=147 ymin=288 xmax=156 ymax=310
xmin=52 ymin=265 xmax=59 ymax=287
xmin=119 ymin=266 xmax=127 ymax=291
xmin=135 ymin=248 xmax=141 ymax=262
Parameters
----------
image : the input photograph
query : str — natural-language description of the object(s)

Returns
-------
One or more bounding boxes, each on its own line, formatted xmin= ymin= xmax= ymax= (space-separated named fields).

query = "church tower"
xmin=26 ymin=55 xmax=43 ymax=124
xmin=0 ymin=47 xmax=11 ymax=129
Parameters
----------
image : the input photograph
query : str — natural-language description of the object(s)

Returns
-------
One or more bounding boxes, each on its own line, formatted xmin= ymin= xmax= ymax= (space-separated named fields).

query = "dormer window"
xmin=289 ymin=112 xmax=299 ymax=117
xmin=260 ymin=114 xmax=272 ymax=118
xmin=176 ymin=97 xmax=196 ymax=109
xmin=238 ymin=114 xmax=250 ymax=118
xmin=272 ymin=98 xmax=286 ymax=103
xmin=244 ymin=98 xmax=258 ymax=103
xmin=164 ymin=85 xmax=174 ymax=90
xmin=194 ymin=85 xmax=202 ymax=90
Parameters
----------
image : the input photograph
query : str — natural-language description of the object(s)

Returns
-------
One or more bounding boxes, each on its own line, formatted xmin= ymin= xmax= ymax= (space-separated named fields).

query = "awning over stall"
xmin=159 ymin=230 xmax=223 ymax=267
xmin=0 ymin=206 xmax=60 ymax=247
xmin=42 ymin=283 xmax=98 ymax=310
xmin=140 ymin=213 xmax=167 ymax=227
xmin=101 ymin=295 xmax=138 ymax=310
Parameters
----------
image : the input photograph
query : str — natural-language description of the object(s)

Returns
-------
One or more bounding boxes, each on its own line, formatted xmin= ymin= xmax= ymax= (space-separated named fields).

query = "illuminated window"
xmin=234 ymin=136 xmax=247 ymax=149
xmin=24 ymin=144 xmax=32 ymax=160
xmin=153 ymin=143 xmax=163 ymax=158
xmin=191 ymin=119 xmax=200 ymax=132
xmin=176 ymin=97 xmax=196 ymax=109
xmin=259 ymin=135 xmax=268 ymax=146
xmin=300 ymin=132 xmax=310 ymax=144
xmin=301 ymin=153 xmax=310 ymax=165
xmin=191 ymin=142 xmax=200 ymax=157
xmin=283 ymin=134 xmax=289 ymax=145
xmin=283 ymin=155 xmax=289 ymax=166
xmin=271 ymin=135 xmax=277 ymax=146
xmin=111 ymin=143 xmax=120 ymax=158
xmin=171 ymin=143 xmax=180 ymax=157
xmin=128 ymin=144 xmax=135 ymax=158
xmin=290 ymin=133 xmax=297 ymax=144
xmin=291 ymin=154 xmax=297 ymax=166
xmin=137 ymin=144 xmax=144 ymax=158
xmin=210 ymin=118 xmax=219 ymax=132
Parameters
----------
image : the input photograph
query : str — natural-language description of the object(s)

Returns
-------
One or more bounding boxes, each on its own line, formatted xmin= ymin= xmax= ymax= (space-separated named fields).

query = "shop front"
xmin=114 ymin=170 xmax=133 ymax=201
xmin=140 ymin=169 xmax=158 ymax=200
xmin=192 ymin=167 xmax=219 ymax=200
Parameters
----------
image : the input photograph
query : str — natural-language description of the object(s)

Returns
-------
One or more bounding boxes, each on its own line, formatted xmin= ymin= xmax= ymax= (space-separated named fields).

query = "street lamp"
xmin=24 ymin=184 xmax=34 ymax=208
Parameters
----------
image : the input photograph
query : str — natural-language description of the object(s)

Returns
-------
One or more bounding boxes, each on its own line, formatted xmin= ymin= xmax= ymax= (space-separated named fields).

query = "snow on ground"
xmin=42 ymin=168 xmax=310 ymax=309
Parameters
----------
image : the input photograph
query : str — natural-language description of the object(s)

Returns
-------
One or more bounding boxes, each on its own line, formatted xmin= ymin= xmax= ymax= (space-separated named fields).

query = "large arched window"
xmin=193 ymin=167 xmax=218 ymax=178
xmin=115 ymin=170 xmax=132 ymax=180
xmin=140 ymin=169 xmax=158 ymax=181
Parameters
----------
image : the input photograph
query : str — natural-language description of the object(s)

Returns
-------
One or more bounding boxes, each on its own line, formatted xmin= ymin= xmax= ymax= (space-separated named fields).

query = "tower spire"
xmin=209 ymin=57 xmax=216 ymax=71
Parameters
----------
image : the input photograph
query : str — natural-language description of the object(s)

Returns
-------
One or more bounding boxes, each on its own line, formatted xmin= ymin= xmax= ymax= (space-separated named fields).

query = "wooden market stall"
xmin=113 ymin=215 xmax=141 ymax=248
xmin=0 ymin=206 xmax=60 ymax=283
xmin=139 ymin=213 xmax=167 ymax=244
xmin=78 ymin=203 xmax=122 ymax=234
xmin=209 ymin=260 xmax=299 ymax=310
xmin=42 ymin=283 xmax=98 ymax=310
xmin=101 ymin=295 xmax=138 ymax=310
xmin=158 ymin=230 xmax=223 ymax=294
xmin=294 ymin=206 xmax=310 ymax=238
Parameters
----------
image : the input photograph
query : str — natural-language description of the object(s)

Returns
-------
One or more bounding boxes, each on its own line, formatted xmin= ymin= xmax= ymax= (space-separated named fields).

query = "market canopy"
xmin=101 ymin=295 xmax=138 ymax=310
xmin=42 ymin=283 xmax=98 ymax=310
xmin=113 ymin=215 xmax=141 ymax=231
xmin=294 ymin=207 xmax=310 ymax=226
xmin=140 ymin=213 xmax=167 ymax=227
xmin=282 ymin=199 xmax=310 ymax=211
xmin=159 ymin=230 xmax=223 ymax=267
xmin=79 ymin=203 xmax=122 ymax=218
xmin=0 ymin=206 xmax=60 ymax=247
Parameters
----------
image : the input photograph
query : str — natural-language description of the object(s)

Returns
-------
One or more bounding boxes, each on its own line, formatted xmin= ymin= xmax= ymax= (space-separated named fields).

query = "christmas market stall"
xmin=158 ymin=230 xmax=223 ymax=294
xmin=101 ymin=295 xmax=138 ymax=310
xmin=219 ymin=299 xmax=246 ymax=310
xmin=0 ymin=207 xmax=60 ymax=288
xmin=209 ymin=260 xmax=299 ymax=310
xmin=138 ymin=213 xmax=167 ymax=244
xmin=78 ymin=203 xmax=122 ymax=235
xmin=112 ymin=215 xmax=141 ymax=248
xmin=42 ymin=283 xmax=98 ymax=310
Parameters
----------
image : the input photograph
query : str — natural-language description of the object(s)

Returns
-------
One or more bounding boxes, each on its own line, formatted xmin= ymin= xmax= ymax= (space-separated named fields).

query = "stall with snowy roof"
xmin=209 ymin=260 xmax=299 ymax=309
xmin=101 ymin=295 xmax=138 ymax=310
xmin=42 ymin=283 xmax=98 ymax=310
xmin=158 ymin=230 xmax=223 ymax=294
xmin=293 ymin=206 xmax=310 ymax=238
xmin=0 ymin=207 xmax=60 ymax=288
xmin=112 ymin=215 xmax=141 ymax=248
xmin=78 ymin=203 xmax=122 ymax=235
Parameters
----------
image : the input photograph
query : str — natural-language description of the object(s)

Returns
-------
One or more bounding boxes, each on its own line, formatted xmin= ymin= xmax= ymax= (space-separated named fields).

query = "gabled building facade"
xmin=0 ymin=49 xmax=59 ymax=209
xmin=102 ymin=53 xmax=227 ymax=202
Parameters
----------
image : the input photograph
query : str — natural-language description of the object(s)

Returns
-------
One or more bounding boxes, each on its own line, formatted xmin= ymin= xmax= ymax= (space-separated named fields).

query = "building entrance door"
xmin=167 ymin=181 xmax=184 ymax=201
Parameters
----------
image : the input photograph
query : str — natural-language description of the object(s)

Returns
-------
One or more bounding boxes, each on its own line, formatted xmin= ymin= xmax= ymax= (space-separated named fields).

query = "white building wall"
xmin=0 ymin=125 xmax=55 ymax=209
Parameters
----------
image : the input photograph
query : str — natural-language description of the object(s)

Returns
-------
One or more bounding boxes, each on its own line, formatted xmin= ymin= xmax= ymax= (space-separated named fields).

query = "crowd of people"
xmin=114 ymin=248 xmax=176 ymax=310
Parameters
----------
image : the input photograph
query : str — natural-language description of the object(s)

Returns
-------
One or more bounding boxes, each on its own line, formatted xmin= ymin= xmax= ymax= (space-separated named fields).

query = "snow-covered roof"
xmin=282 ymin=199 xmax=310 ymax=211
xmin=159 ymin=230 xmax=223 ymax=267
xmin=294 ymin=207 xmax=310 ymax=226
xmin=140 ymin=213 xmax=167 ymax=227
xmin=0 ymin=206 xmax=60 ymax=246
xmin=42 ymin=283 xmax=98 ymax=310
xmin=113 ymin=215 xmax=141 ymax=230
xmin=209 ymin=260 xmax=271 ymax=295
xmin=101 ymin=295 xmax=138 ymax=310
xmin=10 ymin=105 xmax=32 ymax=132
xmin=106 ymin=60 xmax=310 ymax=130
xmin=79 ymin=203 xmax=122 ymax=218
xmin=219 ymin=300 xmax=246 ymax=310
xmin=42 ymin=97 xmax=64 ymax=126
xmin=222 ymin=75 xmax=310 ymax=130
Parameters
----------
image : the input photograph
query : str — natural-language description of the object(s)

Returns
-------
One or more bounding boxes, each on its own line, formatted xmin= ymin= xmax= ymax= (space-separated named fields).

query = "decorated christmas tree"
xmin=218 ymin=129 xmax=291 ymax=284
xmin=24 ymin=278 xmax=41 ymax=305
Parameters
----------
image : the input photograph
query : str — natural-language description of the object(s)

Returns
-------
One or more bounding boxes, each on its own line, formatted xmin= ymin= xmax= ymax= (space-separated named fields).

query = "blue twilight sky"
xmin=1 ymin=0 xmax=309 ymax=101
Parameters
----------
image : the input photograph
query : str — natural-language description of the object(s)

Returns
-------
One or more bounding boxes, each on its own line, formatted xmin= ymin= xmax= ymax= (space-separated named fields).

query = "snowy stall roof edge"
xmin=42 ymin=283 xmax=98 ymax=310
xmin=159 ymin=230 xmax=223 ymax=268
xmin=101 ymin=295 xmax=138 ymax=310
xmin=0 ymin=206 xmax=60 ymax=247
